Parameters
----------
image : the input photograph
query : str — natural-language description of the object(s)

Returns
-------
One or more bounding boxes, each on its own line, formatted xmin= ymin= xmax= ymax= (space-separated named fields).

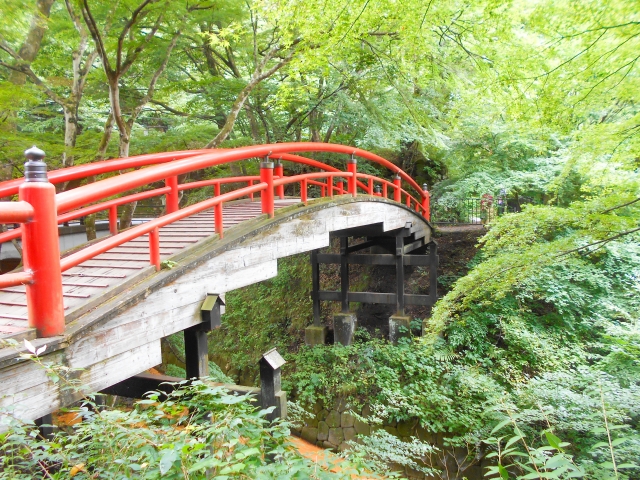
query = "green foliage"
xmin=209 ymin=254 xmax=313 ymax=384
xmin=287 ymin=339 xmax=503 ymax=438
xmin=0 ymin=379 xmax=373 ymax=479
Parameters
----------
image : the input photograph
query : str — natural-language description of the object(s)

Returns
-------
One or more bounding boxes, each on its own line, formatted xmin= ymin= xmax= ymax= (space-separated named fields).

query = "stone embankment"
xmin=291 ymin=398 xmax=485 ymax=480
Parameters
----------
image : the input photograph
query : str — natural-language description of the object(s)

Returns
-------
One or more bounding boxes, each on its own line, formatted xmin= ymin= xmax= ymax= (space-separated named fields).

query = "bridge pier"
xmin=308 ymin=223 xmax=438 ymax=345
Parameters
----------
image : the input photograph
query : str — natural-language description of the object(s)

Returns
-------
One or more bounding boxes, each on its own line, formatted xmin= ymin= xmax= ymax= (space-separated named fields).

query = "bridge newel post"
xmin=374 ymin=184 xmax=382 ymax=197
xmin=347 ymin=157 xmax=357 ymax=196
xmin=421 ymin=183 xmax=431 ymax=221
xmin=165 ymin=176 xmax=179 ymax=214
xmin=108 ymin=205 xmax=118 ymax=234
xmin=274 ymin=159 xmax=284 ymax=200
xmin=260 ymin=160 xmax=274 ymax=218
xmin=19 ymin=146 xmax=65 ymax=337
xmin=393 ymin=175 xmax=402 ymax=202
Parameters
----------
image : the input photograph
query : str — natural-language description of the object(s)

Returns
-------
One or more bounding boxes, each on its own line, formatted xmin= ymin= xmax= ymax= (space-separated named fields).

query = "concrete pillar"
xmin=334 ymin=312 xmax=357 ymax=346
xmin=305 ymin=325 xmax=328 ymax=346
xmin=389 ymin=314 xmax=411 ymax=344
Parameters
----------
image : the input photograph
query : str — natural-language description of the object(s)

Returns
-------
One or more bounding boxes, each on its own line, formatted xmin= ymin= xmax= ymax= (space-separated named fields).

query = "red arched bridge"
xmin=0 ymin=143 xmax=437 ymax=427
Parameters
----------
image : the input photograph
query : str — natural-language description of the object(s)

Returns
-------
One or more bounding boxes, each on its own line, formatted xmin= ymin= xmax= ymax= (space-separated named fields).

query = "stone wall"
xmin=291 ymin=398 xmax=485 ymax=480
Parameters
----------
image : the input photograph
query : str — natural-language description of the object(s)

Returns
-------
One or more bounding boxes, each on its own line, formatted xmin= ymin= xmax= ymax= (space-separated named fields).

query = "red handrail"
xmin=0 ymin=143 xmax=431 ymax=338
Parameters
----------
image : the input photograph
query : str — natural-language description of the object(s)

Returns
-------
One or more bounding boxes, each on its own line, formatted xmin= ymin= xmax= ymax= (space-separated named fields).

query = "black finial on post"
xmin=24 ymin=146 xmax=48 ymax=182
xmin=374 ymin=184 xmax=382 ymax=194
xmin=423 ymin=183 xmax=429 ymax=192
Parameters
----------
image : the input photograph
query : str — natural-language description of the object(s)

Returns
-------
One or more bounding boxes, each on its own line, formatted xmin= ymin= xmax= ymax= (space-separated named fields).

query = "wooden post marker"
xmin=259 ymin=348 xmax=287 ymax=421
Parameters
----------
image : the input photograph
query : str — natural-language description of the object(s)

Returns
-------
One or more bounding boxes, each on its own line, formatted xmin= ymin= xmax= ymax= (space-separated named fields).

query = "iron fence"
xmin=431 ymin=195 xmax=525 ymax=224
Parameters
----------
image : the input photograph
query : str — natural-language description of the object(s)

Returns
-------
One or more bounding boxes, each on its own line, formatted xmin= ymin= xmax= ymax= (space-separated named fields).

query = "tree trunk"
xmin=84 ymin=176 xmax=97 ymax=240
xmin=62 ymin=104 xmax=79 ymax=168
xmin=119 ymin=202 xmax=137 ymax=230
xmin=8 ymin=0 xmax=56 ymax=86
xmin=1 ymin=0 xmax=55 ymax=182
xmin=205 ymin=84 xmax=255 ymax=148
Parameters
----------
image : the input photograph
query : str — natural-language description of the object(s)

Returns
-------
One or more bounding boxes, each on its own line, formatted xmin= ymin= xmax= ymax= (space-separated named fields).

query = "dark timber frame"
xmin=311 ymin=223 xmax=438 ymax=321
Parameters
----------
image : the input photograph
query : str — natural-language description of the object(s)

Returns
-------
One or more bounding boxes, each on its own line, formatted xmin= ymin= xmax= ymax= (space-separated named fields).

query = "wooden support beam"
xmin=429 ymin=241 xmax=438 ymax=303
xmin=318 ymin=291 xmax=435 ymax=306
xmin=340 ymin=237 xmax=349 ymax=312
xmin=100 ymin=372 xmax=180 ymax=399
xmin=311 ymin=249 xmax=321 ymax=326
xmin=403 ymin=237 xmax=426 ymax=254
xmin=317 ymin=253 xmax=431 ymax=266
xmin=35 ymin=413 xmax=54 ymax=440
xmin=100 ymin=372 xmax=261 ymax=400
xmin=345 ymin=239 xmax=377 ymax=254
xmin=184 ymin=326 xmax=209 ymax=379
xmin=396 ymin=236 xmax=405 ymax=314
xmin=184 ymin=294 xmax=225 ymax=379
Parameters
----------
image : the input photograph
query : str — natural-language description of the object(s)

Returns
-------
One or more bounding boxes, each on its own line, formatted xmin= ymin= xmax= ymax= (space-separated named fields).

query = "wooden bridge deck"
xmin=0 ymin=199 xmax=299 ymax=338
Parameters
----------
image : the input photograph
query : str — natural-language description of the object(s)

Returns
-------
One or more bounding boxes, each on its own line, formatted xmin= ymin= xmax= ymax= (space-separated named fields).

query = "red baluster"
xmin=165 ymin=176 xmax=179 ymax=213
xmin=109 ymin=205 xmax=118 ymax=234
xmin=301 ymin=178 xmax=308 ymax=204
xmin=274 ymin=159 xmax=284 ymax=199
xmin=149 ymin=227 xmax=161 ymax=271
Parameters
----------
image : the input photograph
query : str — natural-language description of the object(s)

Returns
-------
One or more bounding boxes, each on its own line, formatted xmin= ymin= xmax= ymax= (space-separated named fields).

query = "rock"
xmin=338 ymin=442 xmax=350 ymax=452
xmin=318 ymin=409 xmax=329 ymax=421
xmin=416 ymin=425 xmax=435 ymax=444
xmin=361 ymin=403 xmax=372 ymax=418
xmin=301 ymin=427 xmax=318 ymax=444
xmin=313 ymin=400 xmax=324 ymax=414
xmin=341 ymin=412 xmax=355 ymax=428
xmin=383 ymin=426 xmax=398 ymax=436
xmin=384 ymin=417 xmax=397 ymax=427
xmin=318 ymin=421 xmax=329 ymax=441
xmin=397 ymin=419 xmax=415 ymax=437
xmin=354 ymin=419 xmax=370 ymax=436
xmin=325 ymin=410 xmax=341 ymax=428
xmin=343 ymin=427 xmax=356 ymax=442
xmin=335 ymin=396 xmax=351 ymax=412
xmin=322 ymin=441 xmax=335 ymax=450
xmin=463 ymin=466 xmax=483 ymax=480
xmin=305 ymin=415 xmax=318 ymax=428
xmin=328 ymin=428 xmax=344 ymax=446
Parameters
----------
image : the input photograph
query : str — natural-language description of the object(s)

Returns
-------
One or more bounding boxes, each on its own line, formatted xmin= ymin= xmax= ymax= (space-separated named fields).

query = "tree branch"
xmin=117 ymin=0 xmax=156 ymax=71
xmin=556 ymin=226 xmax=640 ymax=258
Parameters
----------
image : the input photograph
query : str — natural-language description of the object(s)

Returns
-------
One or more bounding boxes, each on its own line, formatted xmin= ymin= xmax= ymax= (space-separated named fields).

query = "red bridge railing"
xmin=0 ymin=143 xmax=430 ymax=338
